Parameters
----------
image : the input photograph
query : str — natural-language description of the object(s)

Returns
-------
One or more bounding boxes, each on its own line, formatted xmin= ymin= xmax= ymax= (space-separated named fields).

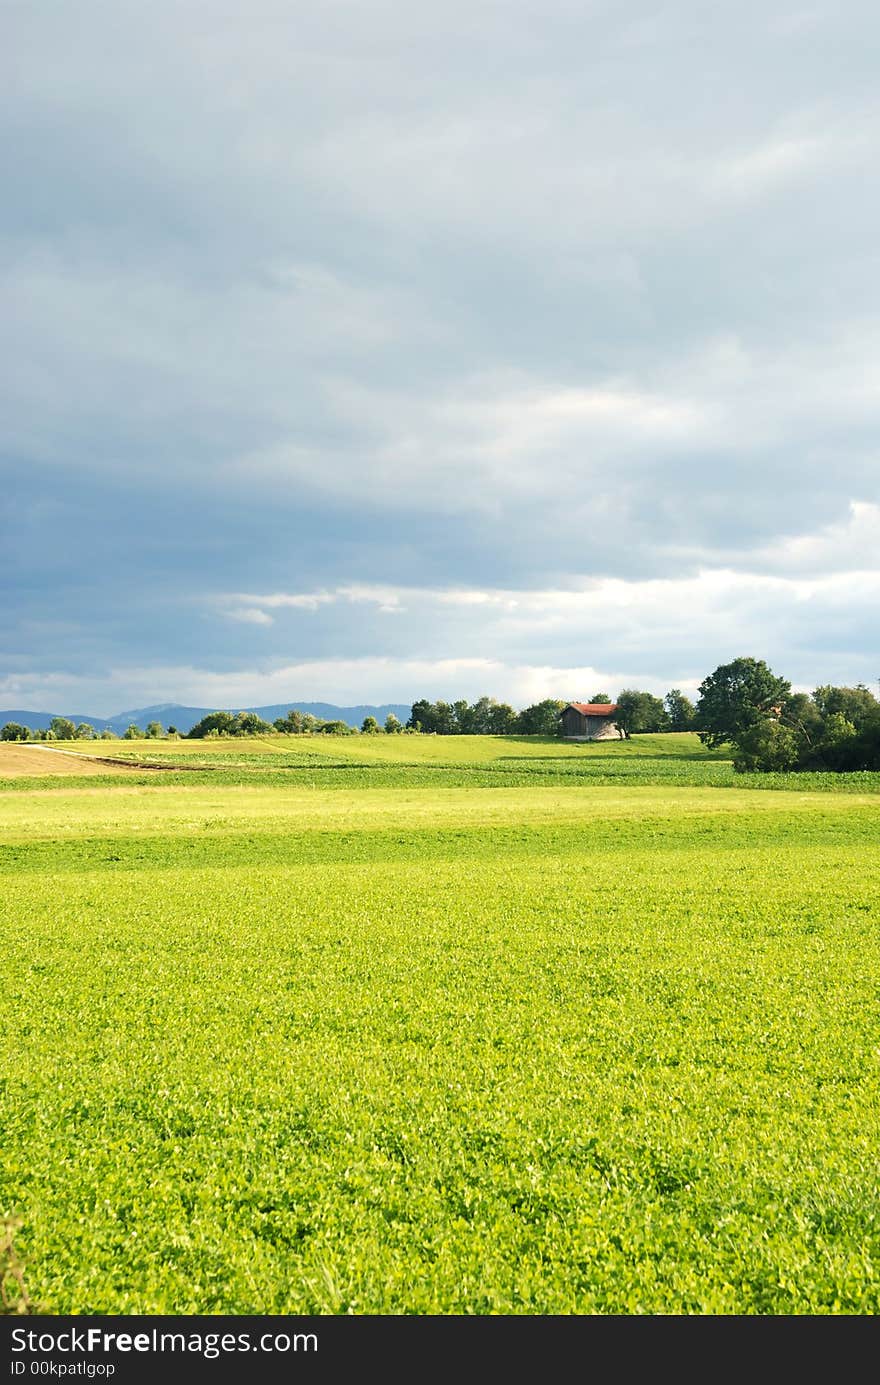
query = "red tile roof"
xmin=566 ymin=702 xmax=619 ymax=716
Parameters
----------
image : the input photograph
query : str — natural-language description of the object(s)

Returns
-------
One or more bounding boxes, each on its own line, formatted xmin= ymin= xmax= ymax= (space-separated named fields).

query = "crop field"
xmin=2 ymin=734 xmax=880 ymax=1313
xmin=4 ymin=731 xmax=879 ymax=793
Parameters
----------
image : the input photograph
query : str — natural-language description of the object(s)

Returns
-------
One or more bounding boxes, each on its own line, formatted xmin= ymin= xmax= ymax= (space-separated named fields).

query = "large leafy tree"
xmin=187 ymin=711 xmax=235 ymax=738
xmin=696 ymin=657 xmax=791 ymax=749
xmin=487 ymin=701 xmax=517 ymax=734
xmin=615 ymin=690 xmax=669 ymax=738
xmin=463 ymin=697 xmax=496 ymax=734
xmin=452 ymin=699 xmax=473 ymax=733
xmin=50 ymin=716 xmax=76 ymax=740
xmin=407 ymin=699 xmax=433 ymax=732
xmin=431 ymin=701 xmax=457 ymax=735
xmin=1 ymin=722 xmax=29 ymax=741
xmin=515 ymin=699 xmax=565 ymax=735
xmin=812 ymin=684 xmax=878 ymax=730
xmin=187 ymin=710 xmax=274 ymax=738
xmin=274 ymin=710 xmax=306 ymax=734
xmin=406 ymin=700 xmax=458 ymax=734
xmin=231 ymin=711 xmax=273 ymax=736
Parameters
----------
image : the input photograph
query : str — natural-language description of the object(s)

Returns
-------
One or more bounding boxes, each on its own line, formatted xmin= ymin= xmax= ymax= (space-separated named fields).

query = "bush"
xmin=732 ymin=719 xmax=800 ymax=772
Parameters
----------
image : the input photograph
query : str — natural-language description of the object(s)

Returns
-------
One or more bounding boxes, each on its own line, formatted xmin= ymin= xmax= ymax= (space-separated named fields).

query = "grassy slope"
xmin=5 ymin=731 xmax=879 ymax=792
xmin=2 ymin=736 xmax=879 ymax=1313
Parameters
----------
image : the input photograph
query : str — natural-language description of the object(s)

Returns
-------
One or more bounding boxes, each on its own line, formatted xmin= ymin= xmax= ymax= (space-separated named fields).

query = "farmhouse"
xmin=559 ymin=702 xmax=620 ymax=741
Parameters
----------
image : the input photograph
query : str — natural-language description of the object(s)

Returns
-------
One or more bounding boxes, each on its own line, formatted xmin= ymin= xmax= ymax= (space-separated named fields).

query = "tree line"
xmin=3 ymin=660 xmax=878 ymax=772
xmin=0 ymin=717 xmax=174 ymax=742
xmin=406 ymin=691 xmax=695 ymax=736
xmin=0 ymin=710 xmax=395 ymax=741
xmin=694 ymin=657 xmax=880 ymax=772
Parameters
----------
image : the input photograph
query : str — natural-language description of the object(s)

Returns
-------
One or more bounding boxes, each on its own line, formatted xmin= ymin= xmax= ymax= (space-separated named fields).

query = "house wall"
xmin=560 ymin=708 xmax=619 ymax=740
xmin=581 ymin=717 xmax=619 ymax=741
xmin=560 ymin=707 xmax=584 ymax=737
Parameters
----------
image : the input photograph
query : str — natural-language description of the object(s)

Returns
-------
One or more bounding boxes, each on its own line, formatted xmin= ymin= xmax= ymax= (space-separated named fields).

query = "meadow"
xmin=2 ymin=733 xmax=879 ymax=1313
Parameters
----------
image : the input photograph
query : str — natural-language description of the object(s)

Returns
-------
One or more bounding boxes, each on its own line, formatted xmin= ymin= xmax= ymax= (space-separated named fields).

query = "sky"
xmin=2 ymin=0 xmax=879 ymax=715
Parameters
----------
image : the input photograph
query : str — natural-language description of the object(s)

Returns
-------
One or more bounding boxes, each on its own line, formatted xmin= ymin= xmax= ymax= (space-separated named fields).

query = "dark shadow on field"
xmin=490 ymin=736 xmax=566 ymax=746
xmin=273 ymin=762 xmax=378 ymax=770
xmin=497 ymin=754 xmax=694 ymax=764
xmin=496 ymin=756 xmax=625 ymax=765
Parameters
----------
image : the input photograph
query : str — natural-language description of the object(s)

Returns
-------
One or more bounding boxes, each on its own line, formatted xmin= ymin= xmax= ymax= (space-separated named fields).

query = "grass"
xmin=4 ymin=731 xmax=879 ymax=793
xmin=2 ymin=734 xmax=879 ymax=1313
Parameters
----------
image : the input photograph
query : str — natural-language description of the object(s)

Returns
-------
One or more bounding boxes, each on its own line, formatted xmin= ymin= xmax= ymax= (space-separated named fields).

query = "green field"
xmin=3 ymin=733 xmax=880 ymax=1313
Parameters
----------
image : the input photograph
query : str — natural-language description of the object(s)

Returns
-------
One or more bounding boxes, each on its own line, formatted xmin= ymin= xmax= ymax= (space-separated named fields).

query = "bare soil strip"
xmin=0 ymin=747 xmax=209 ymax=781
xmin=3 ymin=745 xmax=213 ymax=775
xmin=0 ymin=745 xmax=147 ymax=778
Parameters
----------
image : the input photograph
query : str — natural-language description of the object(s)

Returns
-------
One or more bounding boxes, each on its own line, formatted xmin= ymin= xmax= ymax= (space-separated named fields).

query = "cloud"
xmin=7 ymin=535 xmax=876 ymax=715
xmin=755 ymin=500 xmax=880 ymax=574
xmin=3 ymin=2 xmax=880 ymax=706
xmin=710 ymin=133 xmax=832 ymax=201
xmin=223 ymin=607 xmax=275 ymax=626
xmin=0 ymin=657 xmax=675 ymax=717
xmin=219 ymin=587 xmax=405 ymax=622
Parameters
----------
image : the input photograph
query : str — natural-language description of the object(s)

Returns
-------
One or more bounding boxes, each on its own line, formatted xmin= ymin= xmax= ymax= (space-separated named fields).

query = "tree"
xmin=384 ymin=713 xmax=402 ymax=734
xmin=732 ymin=719 xmax=800 ymax=772
xmin=230 ymin=711 xmax=273 ymax=736
xmin=123 ymin=724 xmax=140 ymax=739
xmin=848 ymin=705 xmax=880 ymax=771
xmin=1 ymin=722 xmax=29 ymax=741
xmin=432 ymin=701 xmax=456 ymax=735
xmin=696 ymin=658 xmax=791 ymax=749
xmin=452 ymin=700 xmax=472 ymax=733
xmin=487 ymin=702 xmax=517 ymax=735
xmin=407 ymin=700 xmax=433 ymax=733
xmin=663 ymin=689 xmax=696 ymax=731
xmin=50 ymin=717 xmax=76 ymax=740
xmin=167 ymin=725 xmax=179 ymax=737
xmin=406 ymin=700 xmax=458 ymax=734
xmin=812 ymin=684 xmax=878 ymax=730
xmin=145 ymin=721 xmax=163 ymax=739
xmin=777 ymin=693 xmax=823 ymax=749
xmin=361 ymin=715 xmax=380 ymax=734
xmin=614 ymin=690 xmax=669 ymax=738
xmin=187 ymin=712 xmax=235 ymax=739
xmin=814 ymin=712 xmax=859 ymax=770
xmin=274 ymin=709 xmax=306 ymax=734
xmin=100 ymin=728 xmax=117 ymax=740
xmin=515 ymin=699 xmax=565 ymax=736
xmin=464 ymin=697 xmax=494 ymax=734
xmin=74 ymin=723 xmax=96 ymax=740
xmin=589 ymin=692 xmax=612 ymax=704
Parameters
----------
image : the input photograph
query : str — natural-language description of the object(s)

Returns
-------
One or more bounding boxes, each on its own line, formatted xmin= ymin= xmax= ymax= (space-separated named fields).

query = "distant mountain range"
xmin=0 ymin=702 xmax=413 ymax=735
